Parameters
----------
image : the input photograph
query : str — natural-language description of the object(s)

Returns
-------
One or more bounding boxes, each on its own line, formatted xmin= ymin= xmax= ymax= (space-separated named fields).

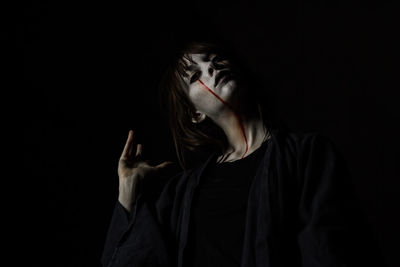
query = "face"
xmin=181 ymin=53 xmax=240 ymax=120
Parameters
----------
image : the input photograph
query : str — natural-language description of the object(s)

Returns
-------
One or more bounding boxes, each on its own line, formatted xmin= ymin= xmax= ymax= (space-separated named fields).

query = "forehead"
xmin=181 ymin=53 xmax=215 ymax=65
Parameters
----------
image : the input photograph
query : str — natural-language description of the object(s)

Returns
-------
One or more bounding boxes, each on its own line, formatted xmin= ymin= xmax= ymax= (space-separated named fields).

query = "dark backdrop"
xmin=19 ymin=1 xmax=398 ymax=266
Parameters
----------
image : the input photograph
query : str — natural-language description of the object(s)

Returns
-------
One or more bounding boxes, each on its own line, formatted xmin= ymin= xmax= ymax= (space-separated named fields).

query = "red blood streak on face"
xmin=198 ymin=79 xmax=249 ymax=158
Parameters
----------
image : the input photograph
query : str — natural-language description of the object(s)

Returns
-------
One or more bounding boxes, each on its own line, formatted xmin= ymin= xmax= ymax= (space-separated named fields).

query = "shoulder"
xmin=269 ymin=128 xmax=343 ymax=176
xmin=155 ymin=166 xmax=196 ymax=203
xmin=271 ymin=128 xmax=335 ymax=153
xmin=272 ymin=127 xmax=323 ymax=144
xmin=270 ymin=128 xmax=321 ymax=157
xmin=138 ymin=165 xmax=186 ymax=205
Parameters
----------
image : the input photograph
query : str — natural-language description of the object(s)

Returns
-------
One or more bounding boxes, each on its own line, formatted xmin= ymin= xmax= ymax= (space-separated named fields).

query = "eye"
xmin=190 ymin=71 xmax=200 ymax=83
xmin=212 ymin=56 xmax=226 ymax=69
xmin=212 ymin=55 xmax=222 ymax=62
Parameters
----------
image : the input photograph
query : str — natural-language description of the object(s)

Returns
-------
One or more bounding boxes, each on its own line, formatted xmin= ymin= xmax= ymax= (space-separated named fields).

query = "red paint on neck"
xmin=198 ymin=79 xmax=248 ymax=159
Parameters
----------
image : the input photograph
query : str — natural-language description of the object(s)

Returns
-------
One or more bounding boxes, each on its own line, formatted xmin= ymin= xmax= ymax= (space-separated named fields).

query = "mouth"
xmin=214 ymin=70 xmax=231 ymax=88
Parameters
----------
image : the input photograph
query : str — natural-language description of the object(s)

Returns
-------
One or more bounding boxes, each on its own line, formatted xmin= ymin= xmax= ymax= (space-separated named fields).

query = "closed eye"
xmin=212 ymin=55 xmax=228 ymax=69
xmin=190 ymin=71 xmax=200 ymax=83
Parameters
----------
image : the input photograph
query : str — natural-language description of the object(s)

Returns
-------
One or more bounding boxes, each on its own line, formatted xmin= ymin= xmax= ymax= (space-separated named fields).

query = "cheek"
xmin=189 ymin=84 xmax=205 ymax=101
xmin=188 ymin=84 xmax=213 ymax=108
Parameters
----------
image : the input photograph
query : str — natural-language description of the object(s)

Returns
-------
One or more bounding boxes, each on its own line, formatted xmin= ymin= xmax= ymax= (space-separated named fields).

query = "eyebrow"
xmin=185 ymin=54 xmax=213 ymax=73
xmin=186 ymin=62 xmax=198 ymax=73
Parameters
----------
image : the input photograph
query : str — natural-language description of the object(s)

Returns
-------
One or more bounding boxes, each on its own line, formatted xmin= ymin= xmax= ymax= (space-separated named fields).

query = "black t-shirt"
xmin=184 ymin=140 xmax=269 ymax=267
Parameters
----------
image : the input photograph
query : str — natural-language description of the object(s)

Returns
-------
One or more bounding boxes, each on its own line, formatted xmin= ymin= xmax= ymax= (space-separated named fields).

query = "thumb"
xmin=155 ymin=161 xmax=175 ymax=170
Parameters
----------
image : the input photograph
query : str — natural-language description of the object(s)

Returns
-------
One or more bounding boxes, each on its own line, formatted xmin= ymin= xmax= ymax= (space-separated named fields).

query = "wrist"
xmin=118 ymin=179 xmax=138 ymax=206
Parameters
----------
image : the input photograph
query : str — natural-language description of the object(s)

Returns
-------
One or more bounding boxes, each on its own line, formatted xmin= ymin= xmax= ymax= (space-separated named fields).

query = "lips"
xmin=214 ymin=70 xmax=231 ymax=87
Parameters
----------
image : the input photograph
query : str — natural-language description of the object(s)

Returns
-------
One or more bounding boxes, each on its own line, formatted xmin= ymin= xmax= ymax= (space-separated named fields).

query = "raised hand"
xmin=117 ymin=130 xmax=173 ymax=212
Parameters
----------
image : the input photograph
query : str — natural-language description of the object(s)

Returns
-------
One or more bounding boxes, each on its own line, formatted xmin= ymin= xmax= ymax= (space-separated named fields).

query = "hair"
xmin=157 ymin=38 xmax=278 ymax=172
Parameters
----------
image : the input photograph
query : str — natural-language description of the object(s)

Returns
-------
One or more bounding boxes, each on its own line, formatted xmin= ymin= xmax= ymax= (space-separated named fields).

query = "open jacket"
xmin=101 ymin=129 xmax=386 ymax=267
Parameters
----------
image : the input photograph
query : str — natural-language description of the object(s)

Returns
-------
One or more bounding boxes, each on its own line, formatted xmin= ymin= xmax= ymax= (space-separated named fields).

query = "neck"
xmin=210 ymin=100 xmax=269 ymax=162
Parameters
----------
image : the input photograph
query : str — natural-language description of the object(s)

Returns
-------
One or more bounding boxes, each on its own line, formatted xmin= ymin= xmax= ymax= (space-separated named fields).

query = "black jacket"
xmin=101 ymin=129 xmax=387 ymax=267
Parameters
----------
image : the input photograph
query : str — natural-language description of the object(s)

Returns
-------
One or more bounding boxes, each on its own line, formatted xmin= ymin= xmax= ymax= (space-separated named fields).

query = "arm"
xmin=100 ymin=130 xmax=175 ymax=267
xmin=100 ymin=194 xmax=142 ymax=267
xmin=297 ymin=133 xmax=387 ymax=266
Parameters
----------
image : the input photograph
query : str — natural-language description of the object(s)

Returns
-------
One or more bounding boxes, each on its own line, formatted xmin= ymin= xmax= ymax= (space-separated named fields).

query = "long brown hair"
xmin=158 ymin=39 xmax=275 ymax=172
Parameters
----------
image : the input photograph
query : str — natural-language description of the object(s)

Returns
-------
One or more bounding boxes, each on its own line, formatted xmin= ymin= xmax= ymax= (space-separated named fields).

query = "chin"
xmin=218 ymin=81 xmax=241 ymax=104
xmin=220 ymin=79 xmax=237 ymax=93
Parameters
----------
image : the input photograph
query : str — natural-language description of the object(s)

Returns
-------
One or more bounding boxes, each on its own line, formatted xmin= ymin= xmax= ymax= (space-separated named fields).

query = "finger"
xmin=120 ymin=130 xmax=134 ymax=160
xmin=135 ymin=143 xmax=143 ymax=157
xmin=127 ymin=137 xmax=135 ymax=156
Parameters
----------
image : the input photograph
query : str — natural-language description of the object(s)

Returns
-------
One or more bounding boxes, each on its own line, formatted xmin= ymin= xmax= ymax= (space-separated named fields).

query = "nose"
xmin=208 ymin=66 xmax=214 ymax=76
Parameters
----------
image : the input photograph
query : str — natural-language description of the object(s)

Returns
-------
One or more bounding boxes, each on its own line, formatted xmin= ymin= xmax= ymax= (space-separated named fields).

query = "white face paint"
xmin=181 ymin=53 xmax=240 ymax=119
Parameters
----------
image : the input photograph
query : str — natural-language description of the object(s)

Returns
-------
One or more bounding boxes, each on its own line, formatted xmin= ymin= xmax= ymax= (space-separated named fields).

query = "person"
xmin=100 ymin=39 xmax=387 ymax=267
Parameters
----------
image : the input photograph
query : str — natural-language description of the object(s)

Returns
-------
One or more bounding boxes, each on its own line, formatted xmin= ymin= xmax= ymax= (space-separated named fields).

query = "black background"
xmin=19 ymin=1 xmax=398 ymax=266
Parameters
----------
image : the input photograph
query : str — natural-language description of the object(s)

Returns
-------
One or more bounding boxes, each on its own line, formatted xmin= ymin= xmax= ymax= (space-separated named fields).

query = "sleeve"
xmin=100 ymin=169 xmax=183 ymax=267
xmin=297 ymin=133 xmax=387 ymax=267
xmin=100 ymin=191 xmax=144 ymax=267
